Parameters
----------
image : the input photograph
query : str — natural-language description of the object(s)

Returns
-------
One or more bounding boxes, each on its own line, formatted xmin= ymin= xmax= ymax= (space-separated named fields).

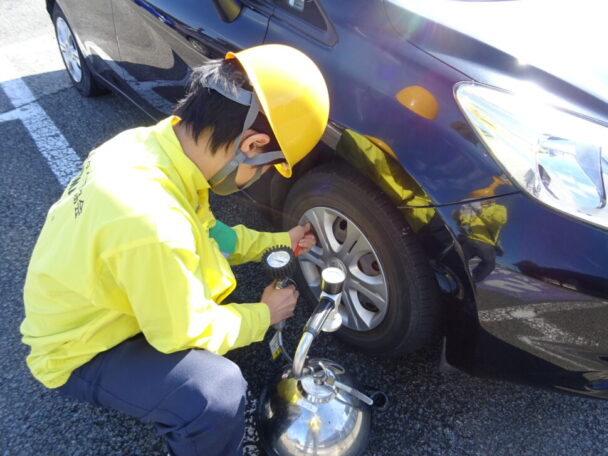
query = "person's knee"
xmin=208 ymin=356 xmax=247 ymax=416
xmin=159 ymin=353 xmax=247 ymax=454
xmin=185 ymin=352 xmax=247 ymax=421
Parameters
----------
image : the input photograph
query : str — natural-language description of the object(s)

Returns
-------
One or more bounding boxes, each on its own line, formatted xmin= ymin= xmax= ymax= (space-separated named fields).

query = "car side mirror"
xmin=212 ymin=0 xmax=242 ymax=22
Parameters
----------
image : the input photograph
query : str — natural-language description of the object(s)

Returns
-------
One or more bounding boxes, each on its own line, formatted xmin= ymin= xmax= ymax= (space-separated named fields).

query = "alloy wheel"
xmin=56 ymin=17 xmax=82 ymax=83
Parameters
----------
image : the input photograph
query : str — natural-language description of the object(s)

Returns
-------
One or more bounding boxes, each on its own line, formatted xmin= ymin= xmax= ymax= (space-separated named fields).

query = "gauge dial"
xmin=266 ymin=250 xmax=292 ymax=269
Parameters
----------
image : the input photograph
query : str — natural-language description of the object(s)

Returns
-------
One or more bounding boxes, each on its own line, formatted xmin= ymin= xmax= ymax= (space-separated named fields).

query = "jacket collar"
xmin=153 ymin=116 xmax=210 ymax=208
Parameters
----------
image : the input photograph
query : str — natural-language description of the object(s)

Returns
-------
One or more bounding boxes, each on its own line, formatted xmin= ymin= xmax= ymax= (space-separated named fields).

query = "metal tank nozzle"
xmin=292 ymin=267 xmax=346 ymax=378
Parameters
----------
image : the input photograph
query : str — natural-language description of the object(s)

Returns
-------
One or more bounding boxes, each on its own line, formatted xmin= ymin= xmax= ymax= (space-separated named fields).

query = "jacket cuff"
xmin=246 ymin=302 xmax=271 ymax=342
xmin=274 ymin=232 xmax=292 ymax=249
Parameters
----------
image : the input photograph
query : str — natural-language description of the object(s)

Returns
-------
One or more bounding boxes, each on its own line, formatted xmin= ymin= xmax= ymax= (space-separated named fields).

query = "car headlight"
xmin=455 ymin=82 xmax=608 ymax=229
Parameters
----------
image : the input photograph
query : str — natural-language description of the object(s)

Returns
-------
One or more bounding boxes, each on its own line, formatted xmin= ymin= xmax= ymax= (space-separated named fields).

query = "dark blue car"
xmin=48 ymin=0 xmax=608 ymax=398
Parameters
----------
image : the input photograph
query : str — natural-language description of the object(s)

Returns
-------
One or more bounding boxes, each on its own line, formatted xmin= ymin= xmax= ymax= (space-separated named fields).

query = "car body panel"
xmin=109 ymin=0 xmax=272 ymax=115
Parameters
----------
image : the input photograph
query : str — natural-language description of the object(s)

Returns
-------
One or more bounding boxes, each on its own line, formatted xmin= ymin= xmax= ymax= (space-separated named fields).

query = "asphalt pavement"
xmin=2 ymin=1 xmax=608 ymax=455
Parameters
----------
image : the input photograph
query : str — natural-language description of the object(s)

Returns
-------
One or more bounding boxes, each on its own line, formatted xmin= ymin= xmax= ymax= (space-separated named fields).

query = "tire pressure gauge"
xmin=262 ymin=246 xmax=297 ymax=361
xmin=262 ymin=246 xmax=297 ymax=289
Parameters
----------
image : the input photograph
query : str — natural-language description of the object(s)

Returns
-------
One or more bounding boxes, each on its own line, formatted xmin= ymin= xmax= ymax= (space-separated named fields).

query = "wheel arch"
xmin=288 ymin=125 xmax=470 ymax=283
xmin=326 ymin=127 xmax=474 ymax=300
xmin=272 ymin=123 xmax=435 ymax=224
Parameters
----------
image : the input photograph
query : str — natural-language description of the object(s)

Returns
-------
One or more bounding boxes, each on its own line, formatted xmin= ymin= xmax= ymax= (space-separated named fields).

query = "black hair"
xmin=173 ymin=58 xmax=279 ymax=154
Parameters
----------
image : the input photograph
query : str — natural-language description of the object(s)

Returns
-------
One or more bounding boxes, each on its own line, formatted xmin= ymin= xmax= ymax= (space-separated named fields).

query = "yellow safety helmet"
xmin=226 ymin=44 xmax=329 ymax=178
xmin=469 ymin=176 xmax=509 ymax=198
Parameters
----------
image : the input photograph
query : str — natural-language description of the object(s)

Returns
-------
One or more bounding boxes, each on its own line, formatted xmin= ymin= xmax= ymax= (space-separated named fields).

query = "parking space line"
xmin=0 ymin=55 xmax=81 ymax=187
xmin=478 ymin=300 xmax=608 ymax=323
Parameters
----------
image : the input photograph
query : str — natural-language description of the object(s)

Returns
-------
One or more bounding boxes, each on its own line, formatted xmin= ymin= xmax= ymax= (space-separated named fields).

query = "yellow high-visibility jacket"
xmin=456 ymin=202 xmax=508 ymax=246
xmin=21 ymin=116 xmax=291 ymax=389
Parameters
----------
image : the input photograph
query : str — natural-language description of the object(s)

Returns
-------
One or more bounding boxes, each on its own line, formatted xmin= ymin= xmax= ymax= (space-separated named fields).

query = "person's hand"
xmin=288 ymin=222 xmax=316 ymax=256
xmin=261 ymin=282 xmax=299 ymax=325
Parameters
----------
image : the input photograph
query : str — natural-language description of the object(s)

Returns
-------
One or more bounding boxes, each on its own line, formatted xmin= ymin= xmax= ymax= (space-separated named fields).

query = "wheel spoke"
xmin=335 ymin=222 xmax=360 ymax=257
xmin=342 ymin=226 xmax=373 ymax=266
xmin=347 ymin=274 xmax=388 ymax=314
xmin=72 ymin=62 xmax=80 ymax=78
xmin=304 ymin=207 xmax=333 ymax=254
xmin=57 ymin=20 xmax=69 ymax=48
xmin=299 ymin=245 xmax=325 ymax=269
xmin=342 ymin=289 xmax=377 ymax=331
xmin=341 ymin=289 xmax=370 ymax=331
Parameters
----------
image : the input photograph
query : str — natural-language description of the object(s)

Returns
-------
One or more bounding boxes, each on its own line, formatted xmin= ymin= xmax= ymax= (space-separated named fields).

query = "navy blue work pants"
xmin=57 ymin=335 xmax=247 ymax=456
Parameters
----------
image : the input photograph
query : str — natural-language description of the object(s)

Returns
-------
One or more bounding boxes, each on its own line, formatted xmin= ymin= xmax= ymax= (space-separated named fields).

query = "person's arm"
xmin=105 ymin=241 xmax=270 ymax=355
xmin=209 ymin=220 xmax=291 ymax=265
xmin=479 ymin=204 xmax=508 ymax=231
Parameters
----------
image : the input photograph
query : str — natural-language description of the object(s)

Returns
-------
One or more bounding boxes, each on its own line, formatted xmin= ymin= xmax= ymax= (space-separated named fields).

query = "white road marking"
xmin=518 ymin=335 xmax=590 ymax=371
xmin=479 ymin=300 xmax=608 ymax=370
xmin=478 ymin=300 xmax=608 ymax=323
xmin=0 ymin=55 xmax=82 ymax=187
xmin=244 ymin=391 xmax=261 ymax=456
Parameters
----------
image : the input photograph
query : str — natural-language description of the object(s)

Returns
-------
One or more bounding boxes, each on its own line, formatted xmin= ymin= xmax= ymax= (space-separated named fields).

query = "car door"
xmin=57 ymin=0 xmax=122 ymax=82
xmin=110 ymin=0 xmax=274 ymax=118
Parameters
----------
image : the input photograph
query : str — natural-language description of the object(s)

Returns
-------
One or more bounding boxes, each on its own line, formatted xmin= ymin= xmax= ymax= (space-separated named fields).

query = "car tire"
xmin=283 ymin=163 xmax=442 ymax=356
xmin=52 ymin=5 xmax=106 ymax=97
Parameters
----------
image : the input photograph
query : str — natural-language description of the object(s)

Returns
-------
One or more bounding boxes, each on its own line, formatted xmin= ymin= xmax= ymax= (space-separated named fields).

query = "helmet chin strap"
xmin=206 ymin=82 xmax=284 ymax=191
